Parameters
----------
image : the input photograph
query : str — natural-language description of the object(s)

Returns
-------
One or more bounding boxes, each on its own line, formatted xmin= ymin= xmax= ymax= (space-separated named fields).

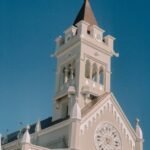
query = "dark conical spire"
xmin=73 ymin=0 xmax=98 ymax=26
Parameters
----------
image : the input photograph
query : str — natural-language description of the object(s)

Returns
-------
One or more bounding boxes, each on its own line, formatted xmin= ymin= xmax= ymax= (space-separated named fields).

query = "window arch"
xmin=99 ymin=67 xmax=104 ymax=85
xmin=62 ymin=67 xmax=66 ymax=84
xmin=85 ymin=60 xmax=91 ymax=79
xmin=92 ymin=63 xmax=98 ymax=82
xmin=68 ymin=64 xmax=72 ymax=80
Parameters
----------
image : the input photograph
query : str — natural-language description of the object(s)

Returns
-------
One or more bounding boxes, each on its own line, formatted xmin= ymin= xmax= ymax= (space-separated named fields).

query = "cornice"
xmin=81 ymin=37 xmax=114 ymax=57
xmin=55 ymin=37 xmax=80 ymax=57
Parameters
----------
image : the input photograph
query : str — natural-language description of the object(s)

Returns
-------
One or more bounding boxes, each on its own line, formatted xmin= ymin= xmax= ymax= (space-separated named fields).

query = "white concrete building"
xmin=1 ymin=0 xmax=144 ymax=150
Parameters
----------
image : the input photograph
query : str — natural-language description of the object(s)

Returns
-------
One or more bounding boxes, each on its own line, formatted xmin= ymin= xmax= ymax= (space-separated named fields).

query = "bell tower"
xmin=53 ymin=0 xmax=118 ymax=120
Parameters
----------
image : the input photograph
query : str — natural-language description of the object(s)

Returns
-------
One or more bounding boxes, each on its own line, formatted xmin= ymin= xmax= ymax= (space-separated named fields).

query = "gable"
xmin=80 ymin=93 xmax=137 ymax=150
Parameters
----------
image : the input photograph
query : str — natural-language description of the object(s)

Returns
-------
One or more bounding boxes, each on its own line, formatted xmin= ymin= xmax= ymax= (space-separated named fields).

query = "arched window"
xmin=85 ymin=60 xmax=91 ymax=79
xmin=62 ymin=67 xmax=66 ymax=84
xmin=99 ymin=67 xmax=104 ymax=85
xmin=68 ymin=64 xmax=72 ymax=80
xmin=68 ymin=63 xmax=75 ymax=81
xmin=92 ymin=63 xmax=97 ymax=82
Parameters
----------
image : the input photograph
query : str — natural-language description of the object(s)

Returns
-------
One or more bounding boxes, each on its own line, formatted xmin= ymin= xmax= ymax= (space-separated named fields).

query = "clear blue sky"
xmin=0 ymin=0 xmax=149 ymax=149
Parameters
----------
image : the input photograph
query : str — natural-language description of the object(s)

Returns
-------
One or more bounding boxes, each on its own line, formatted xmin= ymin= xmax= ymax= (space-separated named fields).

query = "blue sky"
xmin=0 ymin=0 xmax=150 ymax=149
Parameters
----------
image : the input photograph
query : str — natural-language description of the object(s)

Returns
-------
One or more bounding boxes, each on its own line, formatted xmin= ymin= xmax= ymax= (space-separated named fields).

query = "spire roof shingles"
xmin=73 ymin=0 xmax=98 ymax=26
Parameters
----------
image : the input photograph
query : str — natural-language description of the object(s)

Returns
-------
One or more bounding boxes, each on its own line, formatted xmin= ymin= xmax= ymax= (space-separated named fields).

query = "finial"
xmin=136 ymin=118 xmax=140 ymax=126
xmin=26 ymin=125 xmax=30 ymax=130
xmin=21 ymin=125 xmax=31 ymax=144
xmin=135 ymin=118 xmax=143 ymax=139
xmin=35 ymin=120 xmax=41 ymax=133
xmin=0 ymin=134 xmax=2 ymax=150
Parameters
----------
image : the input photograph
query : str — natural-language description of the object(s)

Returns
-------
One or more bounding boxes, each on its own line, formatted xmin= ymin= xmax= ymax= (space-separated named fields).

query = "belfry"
xmin=1 ymin=0 xmax=144 ymax=150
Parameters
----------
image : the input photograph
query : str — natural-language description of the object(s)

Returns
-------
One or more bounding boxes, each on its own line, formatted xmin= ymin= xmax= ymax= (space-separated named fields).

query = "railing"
xmin=81 ymin=78 xmax=104 ymax=97
xmin=57 ymin=83 xmax=69 ymax=95
xmin=55 ymin=79 xmax=76 ymax=99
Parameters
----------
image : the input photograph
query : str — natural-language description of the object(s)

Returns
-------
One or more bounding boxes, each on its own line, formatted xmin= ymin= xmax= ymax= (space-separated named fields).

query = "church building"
xmin=0 ymin=0 xmax=144 ymax=150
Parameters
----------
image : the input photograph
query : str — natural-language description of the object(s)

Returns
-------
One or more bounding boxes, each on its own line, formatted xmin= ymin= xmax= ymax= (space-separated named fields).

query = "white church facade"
xmin=0 ymin=0 xmax=144 ymax=150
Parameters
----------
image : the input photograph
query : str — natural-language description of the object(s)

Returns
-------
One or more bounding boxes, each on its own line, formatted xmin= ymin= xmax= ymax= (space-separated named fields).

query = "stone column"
xmin=64 ymin=68 xmax=68 ymax=83
xmin=97 ymin=68 xmax=100 ymax=84
xmin=70 ymin=66 xmax=74 ymax=81
xmin=90 ymin=64 xmax=93 ymax=80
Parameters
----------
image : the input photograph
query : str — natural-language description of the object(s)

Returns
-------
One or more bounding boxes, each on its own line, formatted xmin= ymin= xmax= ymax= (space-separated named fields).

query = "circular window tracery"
xmin=94 ymin=123 xmax=122 ymax=150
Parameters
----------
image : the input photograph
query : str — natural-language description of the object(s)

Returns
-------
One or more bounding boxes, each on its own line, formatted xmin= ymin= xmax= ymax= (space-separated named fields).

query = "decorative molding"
xmin=94 ymin=122 xmax=122 ymax=150
xmin=80 ymin=94 xmax=136 ymax=149
xmin=56 ymin=37 xmax=80 ymax=57
xmin=81 ymin=38 xmax=114 ymax=57
xmin=82 ymin=53 xmax=107 ymax=67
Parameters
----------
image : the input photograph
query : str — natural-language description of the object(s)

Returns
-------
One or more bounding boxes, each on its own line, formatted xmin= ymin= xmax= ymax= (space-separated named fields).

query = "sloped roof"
xmin=2 ymin=116 xmax=69 ymax=145
xmin=73 ymin=0 xmax=98 ymax=26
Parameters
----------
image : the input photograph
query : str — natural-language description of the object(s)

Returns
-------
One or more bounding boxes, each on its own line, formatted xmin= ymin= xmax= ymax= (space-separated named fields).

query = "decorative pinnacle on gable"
xmin=135 ymin=118 xmax=143 ymax=140
xmin=73 ymin=0 xmax=98 ymax=26
xmin=21 ymin=125 xmax=31 ymax=144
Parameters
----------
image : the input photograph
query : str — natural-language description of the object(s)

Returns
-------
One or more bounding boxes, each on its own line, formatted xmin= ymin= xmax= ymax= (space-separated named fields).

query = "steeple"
xmin=54 ymin=0 xmax=117 ymax=121
xmin=73 ymin=0 xmax=98 ymax=26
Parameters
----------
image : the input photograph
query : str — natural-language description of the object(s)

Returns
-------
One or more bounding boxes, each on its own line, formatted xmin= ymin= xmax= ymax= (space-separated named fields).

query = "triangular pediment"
xmin=80 ymin=93 xmax=137 ymax=149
